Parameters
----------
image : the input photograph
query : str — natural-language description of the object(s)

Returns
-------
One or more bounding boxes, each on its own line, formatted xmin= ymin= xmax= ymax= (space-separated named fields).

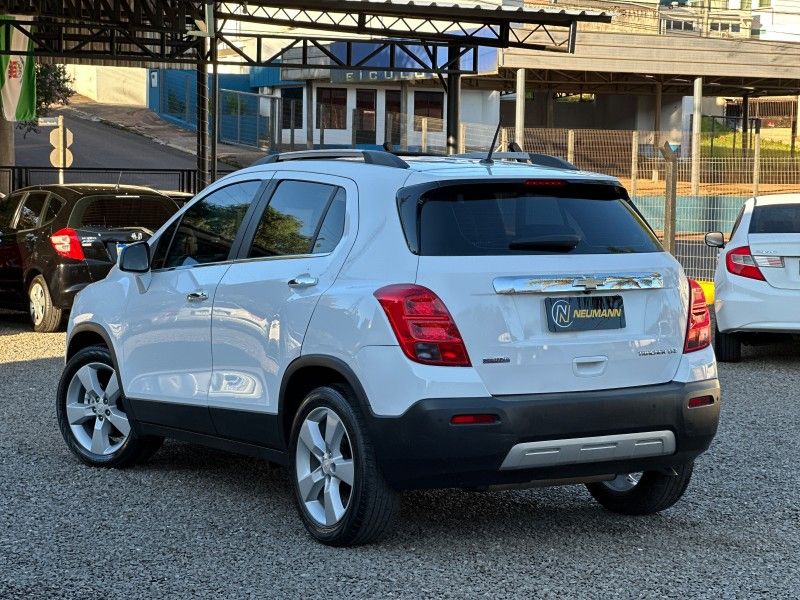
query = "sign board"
xmin=37 ymin=117 xmax=59 ymax=127
xmin=49 ymin=127 xmax=73 ymax=148
xmin=50 ymin=148 xmax=74 ymax=168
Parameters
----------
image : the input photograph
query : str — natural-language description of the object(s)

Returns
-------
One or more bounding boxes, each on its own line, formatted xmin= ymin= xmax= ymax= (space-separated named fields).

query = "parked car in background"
xmin=57 ymin=150 xmax=719 ymax=546
xmin=0 ymin=184 xmax=180 ymax=332
xmin=706 ymin=193 xmax=800 ymax=361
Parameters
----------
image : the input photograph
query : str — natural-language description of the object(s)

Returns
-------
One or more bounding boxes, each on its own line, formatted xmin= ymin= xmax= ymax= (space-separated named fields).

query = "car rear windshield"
xmin=398 ymin=182 xmax=661 ymax=256
xmin=69 ymin=195 xmax=179 ymax=232
xmin=749 ymin=204 xmax=800 ymax=234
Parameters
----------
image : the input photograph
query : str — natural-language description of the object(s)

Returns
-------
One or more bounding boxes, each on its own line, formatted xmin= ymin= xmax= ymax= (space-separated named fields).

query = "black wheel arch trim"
xmin=278 ymin=354 xmax=374 ymax=447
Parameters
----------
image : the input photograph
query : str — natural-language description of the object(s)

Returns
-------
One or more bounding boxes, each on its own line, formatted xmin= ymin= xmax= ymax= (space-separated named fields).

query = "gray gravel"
xmin=1 ymin=309 xmax=799 ymax=599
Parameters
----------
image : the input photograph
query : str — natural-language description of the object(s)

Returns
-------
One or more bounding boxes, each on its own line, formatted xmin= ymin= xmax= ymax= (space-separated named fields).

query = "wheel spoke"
xmin=106 ymin=407 xmax=130 ymax=436
xmin=103 ymin=375 xmax=121 ymax=404
xmin=324 ymin=411 xmax=345 ymax=450
xmin=332 ymin=457 xmax=354 ymax=486
xmin=66 ymin=402 xmax=95 ymax=425
xmin=323 ymin=479 xmax=346 ymax=525
xmin=76 ymin=365 xmax=105 ymax=398
xmin=297 ymin=467 xmax=325 ymax=502
xmin=298 ymin=419 xmax=326 ymax=459
xmin=90 ymin=418 xmax=111 ymax=454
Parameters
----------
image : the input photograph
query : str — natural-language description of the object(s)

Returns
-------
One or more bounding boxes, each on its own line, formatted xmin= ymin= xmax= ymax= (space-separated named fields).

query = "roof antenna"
xmin=480 ymin=122 xmax=503 ymax=166
xmin=115 ymin=171 xmax=122 ymax=192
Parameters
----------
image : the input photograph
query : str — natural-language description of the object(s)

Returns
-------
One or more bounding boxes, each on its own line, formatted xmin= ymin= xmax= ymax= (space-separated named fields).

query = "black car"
xmin=0 ymin=184 xmax=180 ymax=332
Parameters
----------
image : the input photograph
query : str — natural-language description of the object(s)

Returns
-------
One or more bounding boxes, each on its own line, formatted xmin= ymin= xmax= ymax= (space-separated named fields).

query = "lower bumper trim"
xmin=500 ymin=430 xmax=676 ymax=470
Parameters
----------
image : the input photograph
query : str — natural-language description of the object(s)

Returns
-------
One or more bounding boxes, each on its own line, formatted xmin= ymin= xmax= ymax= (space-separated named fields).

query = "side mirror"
xmin=119 ymin=241 xmax=151 ymax=273
xmin=704 ymin=232 xmax=725 ymax=248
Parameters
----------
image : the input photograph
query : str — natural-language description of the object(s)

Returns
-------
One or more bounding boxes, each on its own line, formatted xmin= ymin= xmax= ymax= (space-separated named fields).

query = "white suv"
xmin=57 ymin=150 xmax=721 ymax=546
xmin=706 ymin=193 xmax=800 ymax=362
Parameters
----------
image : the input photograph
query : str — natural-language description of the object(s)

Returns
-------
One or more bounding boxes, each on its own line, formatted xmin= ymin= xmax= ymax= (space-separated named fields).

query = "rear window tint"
xmin=749 ymin=204 xmax=800 ymax=234
xmin=399 ymin=182 xmax=661 ymax=256
xmin=70 ymin=195 xmax=178 ymax=232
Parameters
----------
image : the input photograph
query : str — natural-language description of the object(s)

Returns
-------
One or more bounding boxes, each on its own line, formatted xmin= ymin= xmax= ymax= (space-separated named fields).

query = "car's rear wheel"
xmin=713 ymin=323 xmax=741 ymax=362
xmin=29 ymin=275 xmax=63 ymax=333
xmin=290 ymin=385 xmax=399 ymax=546
xmin=586 ymin=462 xmax=694 ymax=515
xmin=57 ymin=345 xmax=163 ymax=468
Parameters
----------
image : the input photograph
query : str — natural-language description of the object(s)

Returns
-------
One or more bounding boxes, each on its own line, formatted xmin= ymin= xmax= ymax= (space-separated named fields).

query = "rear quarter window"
xmin=398 ymin=182 xmax=661 ymax=256
xmin=749 ymin=204 xmax=800 ymax=234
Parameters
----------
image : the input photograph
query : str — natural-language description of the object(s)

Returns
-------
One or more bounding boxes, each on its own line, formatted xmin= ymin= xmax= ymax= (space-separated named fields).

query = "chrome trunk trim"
xmin=499 ymin=430 xmax=676 ymax=470
xmin=493 ymin=272 xmax=664 ymax=294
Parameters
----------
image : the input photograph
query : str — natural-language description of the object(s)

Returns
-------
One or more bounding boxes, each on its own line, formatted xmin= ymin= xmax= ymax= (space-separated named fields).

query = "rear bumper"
xmin=47 ymin=262 xmax=94 ymax=309
xmin=715 ymin=277 xmax=800 ymax=333
xmin=366 ymin=378 xmax=720 ymax=490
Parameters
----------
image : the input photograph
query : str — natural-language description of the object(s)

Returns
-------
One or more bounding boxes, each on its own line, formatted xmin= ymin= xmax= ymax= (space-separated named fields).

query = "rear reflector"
xmin=688 ymin=395 xmax=715 ymax=409
xmin=450 ymin=414 xmax=498 ymax=425
xmin=725 ymin=246 xmax=765 ymax=280
xmin=50 ymin=228 xmax=85 ymax=261
xmin=684 ymin=278 xmax=711 ymax=353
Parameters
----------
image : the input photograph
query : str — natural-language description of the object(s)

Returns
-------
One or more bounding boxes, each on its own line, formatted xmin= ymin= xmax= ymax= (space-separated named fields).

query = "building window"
xmin=413 ymin=91 xmax=444 ymax=131
xmin=316 ymin=87 xmax=347 ymax=130
xmin=731 ymin=24 xmax=741 ymax=32
xmin=281 ymin=87 xmax=303 ymax=129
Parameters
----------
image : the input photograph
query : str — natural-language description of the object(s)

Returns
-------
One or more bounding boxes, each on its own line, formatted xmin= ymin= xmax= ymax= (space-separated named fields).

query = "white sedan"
xmin=705 ymin=194 xmax=800 ymax=362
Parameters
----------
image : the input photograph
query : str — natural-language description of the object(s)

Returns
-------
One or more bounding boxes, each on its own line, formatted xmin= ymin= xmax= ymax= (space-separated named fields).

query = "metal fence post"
xmin=752 ymin=119 xmax=761 ymax=197
xmin=351 ymin=108 xmax=359 ymax=148
xmin=567 ymin=129 xmax=575 ymax=165
xmin=319 ymin=105 xmax=326 ymax=148
xmin=289 ymin=101 xmax=296 ymax=151
xmin=421 ymin=117 xmax=428 ymax=153
xmin=660 ymin=141 xmax=678 ymax=255
xmin=630 ymin=130 xmax=639 ymax=198
xmin=458 ymin=123 xmax=466 ymax=153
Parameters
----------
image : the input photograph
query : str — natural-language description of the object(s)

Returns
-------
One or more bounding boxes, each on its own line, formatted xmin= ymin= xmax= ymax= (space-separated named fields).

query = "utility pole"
xmin=0 ymin=117 xmax=13 ymax=195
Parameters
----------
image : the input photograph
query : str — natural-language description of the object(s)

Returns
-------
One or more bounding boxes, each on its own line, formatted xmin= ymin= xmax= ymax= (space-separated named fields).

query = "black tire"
xmin=714 ymin=323 xmax=742 ymax=363
xmin=28 ymin=274 xmax=63 ymax=333
xmin=289 ymin=385 xmax=399 ymax=546
xmin=586 ymin=462 xmax=694 ymax=516
xmin=57 ymin=345 xmax=163 ymax=468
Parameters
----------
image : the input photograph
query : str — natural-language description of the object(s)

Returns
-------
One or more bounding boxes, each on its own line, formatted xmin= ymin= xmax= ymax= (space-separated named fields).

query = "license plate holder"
xmin=545 ymin=295 xmax=626 ymax=332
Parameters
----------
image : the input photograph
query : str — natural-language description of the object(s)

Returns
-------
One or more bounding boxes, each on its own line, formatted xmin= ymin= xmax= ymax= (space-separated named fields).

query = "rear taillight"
xmin=725 ymin=246 xmax=765 ymax=281
xmin=50 ymin=228 xmax=85 ymax=260
xmin=684 ymin=278 xmax=711 ymax=353
xmin=374 ymin=284 xmax=471 ymax=366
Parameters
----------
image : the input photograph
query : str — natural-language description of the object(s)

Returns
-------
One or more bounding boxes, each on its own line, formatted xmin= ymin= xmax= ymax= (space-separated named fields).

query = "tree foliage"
xmin=17 ymin=63 xmax=75 ymax=135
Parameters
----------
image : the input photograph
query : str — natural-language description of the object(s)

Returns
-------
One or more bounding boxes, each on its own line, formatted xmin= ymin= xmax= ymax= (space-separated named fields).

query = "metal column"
xmin=446 ymin=43 xmax=461 ymax=155
xmin=196 ymin=39 xmax=209 ymax=191
xmin=741 ymin=95 xmax=750 ymax=157
xmin=514 ymin=69 xmax=526 ymax=149
xmin=690 ymin=77 xmax=702 ymax=196
xmin=210 ymin=36 xmax=219 ymax=182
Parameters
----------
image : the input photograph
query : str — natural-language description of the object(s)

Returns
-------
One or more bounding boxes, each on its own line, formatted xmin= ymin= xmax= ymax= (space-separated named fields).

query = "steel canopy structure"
xmin=2 ymin=1 xmax=611 ymax=184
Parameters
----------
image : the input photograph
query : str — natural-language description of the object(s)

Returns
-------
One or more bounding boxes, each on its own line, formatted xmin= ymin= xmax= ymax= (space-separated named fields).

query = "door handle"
xmin=287 ymin=273 xmax=318 ymax=288
xmin=186 ymin=290 xmax=208 ymax=302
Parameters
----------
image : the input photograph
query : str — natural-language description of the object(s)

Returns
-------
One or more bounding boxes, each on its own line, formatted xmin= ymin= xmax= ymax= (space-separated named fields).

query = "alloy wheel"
xmin=29 ymin=282 xmax=45 ymax=326
xmin=295 ymin=406 xmax=355 ymax=527
xmin=602 ymin=472 xmax=643 ymax=493
xmin=65 ymin=362 xmax=131 ymax=455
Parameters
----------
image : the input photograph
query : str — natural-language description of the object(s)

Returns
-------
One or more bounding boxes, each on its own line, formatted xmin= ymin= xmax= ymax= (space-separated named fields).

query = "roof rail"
xmin=251 ymin=149 xmax=409 ymax=169
xmin=455 ymin=151 xmax=579 ymax=171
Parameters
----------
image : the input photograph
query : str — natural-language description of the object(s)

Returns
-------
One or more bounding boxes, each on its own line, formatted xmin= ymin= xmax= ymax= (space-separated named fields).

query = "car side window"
xmin=163 ymin=180 xmax=261 ymax=269
xmin=15 ymin=192 xmax=48 ymax=230
xmin=247 ymin=180 xmax=345 ymax=258
xmin=0 ymin=192 xmax=24 ymax=229
xmin=43 ymin=195 xmax=64 ymax=224
xmin=730 ymin=205 xmax=745 ymax=239
xmin=150 ymin=220 xmax=179 ymax=271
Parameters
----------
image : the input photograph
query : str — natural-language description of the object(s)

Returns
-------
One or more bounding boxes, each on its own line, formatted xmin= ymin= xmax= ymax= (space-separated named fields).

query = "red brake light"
xmin=725 ymin=245 xmax=765 ymax=281
xmin=50 ymin=228 xmax=85 ymax=260
xmin=374 ymin=284 xmax=471 ymax=366
xmin=684 ymin=278 xmax=711 ymax=353
xmin=524 ymin=179 xmax=567 ymax=188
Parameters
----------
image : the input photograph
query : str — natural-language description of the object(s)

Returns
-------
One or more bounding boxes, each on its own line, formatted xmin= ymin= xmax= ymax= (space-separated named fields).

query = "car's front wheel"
xmin=290 ymin=385 xmax=399 ymax=546
xmin=28 ymin=275 xmax=62 ymax=333
xmin=586 ymin=462 xmax=694 ymax=515
xmin=57 ymin=345 xmax=163 ymax=468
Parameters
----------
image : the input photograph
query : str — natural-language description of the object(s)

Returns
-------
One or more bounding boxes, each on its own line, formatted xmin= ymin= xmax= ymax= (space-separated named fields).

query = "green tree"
xmin=17 ymin=63 xmax=75 ymax=135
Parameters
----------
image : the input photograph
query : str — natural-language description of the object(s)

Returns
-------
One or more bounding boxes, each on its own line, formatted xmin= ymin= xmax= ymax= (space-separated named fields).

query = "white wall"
xmin=64 ymin=65 xmax=147 ymax=106
xmin=754 ymin=1 xmax=800 ymax=42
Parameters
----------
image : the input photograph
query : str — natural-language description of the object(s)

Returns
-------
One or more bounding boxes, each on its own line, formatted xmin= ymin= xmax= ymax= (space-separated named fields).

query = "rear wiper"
xmin=509 ymin=235 xmax=580 ymax=251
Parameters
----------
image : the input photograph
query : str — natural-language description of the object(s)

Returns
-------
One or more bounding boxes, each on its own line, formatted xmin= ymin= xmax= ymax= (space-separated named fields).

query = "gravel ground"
xmin=1 ymin=309 xmax=799 ymax=599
